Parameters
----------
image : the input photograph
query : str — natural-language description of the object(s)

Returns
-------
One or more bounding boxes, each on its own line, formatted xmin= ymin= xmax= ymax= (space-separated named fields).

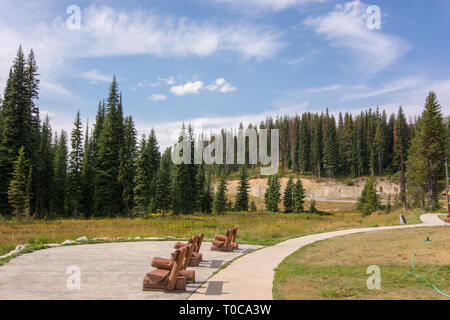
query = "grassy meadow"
xmin=273 ymin=226 xmax=450 ymax=300
xmin=0 ymin=203 xmax=424 ymax=257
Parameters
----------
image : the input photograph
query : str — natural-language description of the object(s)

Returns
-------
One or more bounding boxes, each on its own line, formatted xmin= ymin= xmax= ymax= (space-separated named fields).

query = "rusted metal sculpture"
xmin=211 ymin=228 xmax=235 ymax=252
xmin=143 ymin=247 xmax=187 ymax=292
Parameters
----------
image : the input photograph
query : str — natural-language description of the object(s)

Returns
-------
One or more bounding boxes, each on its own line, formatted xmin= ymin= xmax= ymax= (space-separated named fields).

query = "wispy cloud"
xmin=0 ymin=3 xmax=283 ymax=91
xmin=212 ymin=0 xmax=327 ymax=13
xmin=306 ymin=84 xmax=341 ymax=94
xmin=73 ymin=5 xmax=283 ymax=61
xmin=80 ymin=69 xmax=112 ymax=83
xmin=158 ymin=77 xmax=175 ymax=85
xmin=40 ymin=80 xmax=73 ymax=97
xmin=149 ymin=94 xmax=167 ymax=101
xmin=275 ymin=76 xmax=450 ymax=118
xmin=304 ymin=0 xmax=410 ymax=73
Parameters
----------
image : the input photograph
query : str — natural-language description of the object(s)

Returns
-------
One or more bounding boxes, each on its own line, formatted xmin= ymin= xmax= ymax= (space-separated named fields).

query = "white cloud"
xmin=158 ymin=77 xmax=175 ymax=85
xmin=170 ymin=81 xmax=204 ymax=96
xmin=73 ymin=5 xmax=283 ymax=61
xmin=149 ymin=94 xmax=167 ymax=101
xmin=0 ymin=3 xmax=283 ymax=91
xmin=212 ymin=0 xmax=327 ymax=13
xmin=207 ymin=78 xmax=237 ymax=93
xmin=136 ymin=107 xmax=287 ymax=150
xmin=306 ymin=84 xmax=341 ymax=94
xmin=219 ymin=82 xmax=237 ymax=93
xmin=275 ymin=76 xmax=450 ymax=119
xmin=80 ymin=69 xmax=112 ymax=83
xmin=40 ymin=80 xmax=73 ymax=97
xmin=304 ymin=0 xmax=410 ymax=73
xmin=340 ymin=77 xmax=424 ymax=101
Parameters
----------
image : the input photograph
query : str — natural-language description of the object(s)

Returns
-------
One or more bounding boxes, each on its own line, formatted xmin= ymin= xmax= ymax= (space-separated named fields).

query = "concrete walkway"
xmin=189 ymin=214 xmax=448 ymax=300
xmin=0 ymin=241 xmax=261 ymax=300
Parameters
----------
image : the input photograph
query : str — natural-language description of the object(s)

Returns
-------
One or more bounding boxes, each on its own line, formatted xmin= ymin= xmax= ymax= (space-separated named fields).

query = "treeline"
xmin=0 ymin=47 xmax=449 ymax=220
xmin=0 ymin=47 xmax=217 ymax=219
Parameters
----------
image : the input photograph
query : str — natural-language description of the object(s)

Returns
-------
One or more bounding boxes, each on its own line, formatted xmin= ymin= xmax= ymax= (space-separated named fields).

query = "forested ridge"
xmin=1 ymin=47 xmax=449 ymax=219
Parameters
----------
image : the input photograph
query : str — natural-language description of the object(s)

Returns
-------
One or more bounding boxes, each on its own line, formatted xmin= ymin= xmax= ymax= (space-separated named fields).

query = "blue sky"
xmin=1 ymin=0 xmax=449 ymax=147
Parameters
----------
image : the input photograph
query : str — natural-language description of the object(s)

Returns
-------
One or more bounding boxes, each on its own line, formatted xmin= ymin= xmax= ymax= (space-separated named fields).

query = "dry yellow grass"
xmin=0 ymin=208 xmax=422 ymax=256
xmin=274 ymin=226 xmax=450 ymax=300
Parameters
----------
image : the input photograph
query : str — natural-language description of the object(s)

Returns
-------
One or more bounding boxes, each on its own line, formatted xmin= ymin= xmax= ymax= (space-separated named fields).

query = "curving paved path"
xmin=189 ymin=214 xmax=448 ymax=300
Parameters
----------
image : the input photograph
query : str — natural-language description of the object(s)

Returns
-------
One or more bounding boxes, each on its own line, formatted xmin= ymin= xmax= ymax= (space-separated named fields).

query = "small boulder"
xmin=15 ymin=244 xmax=26 ymax=252
xmin=144 ymin=237 xmax=164 ymax=240
xmin=76 ymin=236 xmax=88 ymax=243
xmin=45 ymin=244 xmax=61 ymax=248
xmin=62 ymin=240 xmax=76 ymax=245
xmin=134 ymin=237 xmax=141 ymax=240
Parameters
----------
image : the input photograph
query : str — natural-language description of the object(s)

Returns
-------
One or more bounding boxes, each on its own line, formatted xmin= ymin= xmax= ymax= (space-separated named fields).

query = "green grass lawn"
xmin=273 ymin=226 xmax=450 ymax=300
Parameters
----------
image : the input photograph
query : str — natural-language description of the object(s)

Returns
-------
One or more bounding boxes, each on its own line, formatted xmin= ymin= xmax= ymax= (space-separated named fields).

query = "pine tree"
xmin=264 ymin=176 xmax=272 ymax=211
xmin=249 ymin=201 xmax=257 ymax=211
xmin=123 ymin=116 xmax=137 ymax=212
xmin=213 ymin=174 xmax=227 ymax=214
xmin=94 ymin=78 xmax=123 ymax=217
xmin=235 ymin=166 xmax=250 ymax=212
xmin=354 ymin=114 xmax=367 ymax=177
xmin=68 ymin=111 xmax=83 ymax=218
xmin=133 ymin=136 xmax=148 ymax=215
xmin=340 ymin=113 xmax=354 ymax=176
xmin=265 ymin=175 xmax=280 ymax=212
xmin=283 ymin=176 xmax=294 ymax=213
xmin=35 ymin=116 xmax=53 ymax=218
xmin=7 ymin=147 xmax=28 ymax=220
xmin=323 ymin=113 xmax=338 ymax=178
xmin=155 ymin=148 xmax=172 ymax=216
xmin=195 ymin=164 xmax=206 ymax=212
xmin=146 ymin=129 xmax=160 ymax=204
xmin=171 ymin=126 xmax=194 ymax=214
xmin=311 ymin=114 xmax=323 ymax=177
xmin=118 ymin=149 xmax=129 ymax=216
xmin=92 ymin=101 xmax=105 ymax=158
xmin=393 ymin=107 xmax=410 ymax=209
xmin=298 ymin=114 xmax=311 ymax=174
xmin=293 ymin=178 xmax=306 ymax=213
xmin=25 ymin=49 xmax=41 ymax=217
xmin=203 ymin=170 xmax=213 ymax=214
xmin=187 ymin=125 xmax=198 ymax=210
xmin=51 ymin=130 xmax=68 ymax=216
xmin=0 ymin=47 xmax=33 ymax=213
xmin=406 ymin=92 xmax=446 ymax=211
xmin=356 ymin=174 xmax=381 ymax=216
xmin=80 ymin=123 xmax=94 ymax=217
